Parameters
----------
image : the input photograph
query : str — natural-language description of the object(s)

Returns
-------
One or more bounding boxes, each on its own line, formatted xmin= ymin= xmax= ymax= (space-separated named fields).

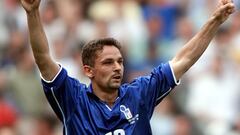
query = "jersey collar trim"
xmin=86 ymin=84 xmax=125 ymax=99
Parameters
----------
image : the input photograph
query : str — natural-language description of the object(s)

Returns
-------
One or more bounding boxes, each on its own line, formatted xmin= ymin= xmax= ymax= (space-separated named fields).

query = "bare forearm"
xmin=26 ymin=10 xmax=59 ymax=80
xmin=27 ymin=11 xmax=49 ymax=58
xmin=173 ymin=17 xmax=220 ymax=74
xmin=170 ymin=1 xmax=235 ymax=80
xmin=184 ymin=17 xmax=221 ymax=60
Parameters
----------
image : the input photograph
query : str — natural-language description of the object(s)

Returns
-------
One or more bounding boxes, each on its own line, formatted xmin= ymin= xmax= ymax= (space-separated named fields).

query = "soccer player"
xmin=20 ymin=0 xmax=235 ymax=134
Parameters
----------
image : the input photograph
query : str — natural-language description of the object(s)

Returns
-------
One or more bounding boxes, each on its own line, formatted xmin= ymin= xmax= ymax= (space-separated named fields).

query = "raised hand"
xmin=19 ymin=0 xmax=41 ymax=13
xmin=213 ymin=0 xmax=235 ymax=23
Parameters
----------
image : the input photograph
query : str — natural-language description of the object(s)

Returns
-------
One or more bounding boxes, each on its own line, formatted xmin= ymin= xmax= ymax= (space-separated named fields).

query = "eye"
xmin=118 ymin=59 xmax=123 ymax=64
xmin=102 ymin=60 xmax=113 ymax=65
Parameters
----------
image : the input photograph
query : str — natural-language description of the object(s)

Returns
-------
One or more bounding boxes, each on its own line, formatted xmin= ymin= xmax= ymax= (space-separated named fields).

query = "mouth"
xmin=112 ymin=75 xmax=122 ymax=80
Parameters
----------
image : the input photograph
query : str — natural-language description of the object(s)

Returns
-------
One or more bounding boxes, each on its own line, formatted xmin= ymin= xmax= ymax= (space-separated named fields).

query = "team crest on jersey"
xmin=120 ymin=105 xmax=139 ymax=124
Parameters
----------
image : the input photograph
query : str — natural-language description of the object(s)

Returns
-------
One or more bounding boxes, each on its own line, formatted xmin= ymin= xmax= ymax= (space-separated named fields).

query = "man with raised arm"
xmin=20 ymin=0 xmax=235 ymax=134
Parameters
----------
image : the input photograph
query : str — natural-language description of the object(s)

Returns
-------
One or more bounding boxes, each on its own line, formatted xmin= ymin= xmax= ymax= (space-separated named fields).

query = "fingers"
xmin=211 ymin=0 xmax=235 ymax=23
xmin=19 ymin=0 xmax=41 ymax=13
xmin=222 ymin=0 xmax=228 ymax=4
xmin=227 ymin=6 xmax=235 ymax=14
xmin=220 ymin=2 xmax=235 ymax=14
xmin=221 ymin=0 xmax=233 ymax=5
xmin=20 ymin=0 xmax=30 ymax=9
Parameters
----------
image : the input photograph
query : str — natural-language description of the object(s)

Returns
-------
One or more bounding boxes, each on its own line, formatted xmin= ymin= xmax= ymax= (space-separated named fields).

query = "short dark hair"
xmin=82 ymin=38 xmax=122 ymax=67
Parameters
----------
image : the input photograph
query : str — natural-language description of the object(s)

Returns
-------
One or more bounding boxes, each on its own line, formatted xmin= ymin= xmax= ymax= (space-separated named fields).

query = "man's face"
xmin=91 ymin=46 xmax=124 ymax=91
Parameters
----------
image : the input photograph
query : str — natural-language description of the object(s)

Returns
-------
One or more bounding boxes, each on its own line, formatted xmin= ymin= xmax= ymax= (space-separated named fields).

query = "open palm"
xmin=20 ymin=0 xmax=41 ymax=13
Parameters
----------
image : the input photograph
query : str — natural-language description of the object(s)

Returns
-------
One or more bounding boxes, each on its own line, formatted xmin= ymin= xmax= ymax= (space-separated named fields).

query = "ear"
xmin=83 ymin=65 xmax=94 ymax=78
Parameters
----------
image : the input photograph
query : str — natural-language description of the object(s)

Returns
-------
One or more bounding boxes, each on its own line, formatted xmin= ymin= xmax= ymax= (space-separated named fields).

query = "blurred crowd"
xmin=1 ymin=0 xmax=240 ymax=135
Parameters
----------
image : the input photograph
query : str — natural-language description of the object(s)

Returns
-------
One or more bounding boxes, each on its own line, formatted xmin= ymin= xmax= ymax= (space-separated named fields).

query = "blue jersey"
xmin=41 ymin=62 xmax=179 ymax=135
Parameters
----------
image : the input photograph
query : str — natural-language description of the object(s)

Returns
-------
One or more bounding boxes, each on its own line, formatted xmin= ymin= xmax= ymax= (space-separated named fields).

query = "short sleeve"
xmin=41 ymin=66 xmax=87 ymax=122
xmin=129 ymin=62 xmax=180 ymax=118
xmin=148 ymin=62 xmax=180 ymax=104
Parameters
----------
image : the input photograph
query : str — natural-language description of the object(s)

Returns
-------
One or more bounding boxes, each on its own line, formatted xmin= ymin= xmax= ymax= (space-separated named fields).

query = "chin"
xmin=109 ymin=79 xmax=122 ymax=87
xmin=110 ymin=83 xmax=121 ymax=89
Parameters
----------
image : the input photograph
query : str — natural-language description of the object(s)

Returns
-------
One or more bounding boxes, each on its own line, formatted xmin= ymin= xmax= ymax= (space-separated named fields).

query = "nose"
xmin=114 ymin=61 xmax=122 ymax=71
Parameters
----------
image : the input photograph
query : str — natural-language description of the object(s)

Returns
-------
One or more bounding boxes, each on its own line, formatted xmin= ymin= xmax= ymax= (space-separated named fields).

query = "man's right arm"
xmin=21 ymin=0 xmax=59 ymax=80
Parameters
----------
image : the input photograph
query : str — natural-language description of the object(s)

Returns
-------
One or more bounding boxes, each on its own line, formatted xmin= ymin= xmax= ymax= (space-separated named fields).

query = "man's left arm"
xmin=170 ymin=0 xmax=235 ymax=80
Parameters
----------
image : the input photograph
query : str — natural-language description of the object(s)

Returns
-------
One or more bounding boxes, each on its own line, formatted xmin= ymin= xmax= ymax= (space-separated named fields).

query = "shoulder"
xmin=41 ymin=66 xmax=88 ymax=92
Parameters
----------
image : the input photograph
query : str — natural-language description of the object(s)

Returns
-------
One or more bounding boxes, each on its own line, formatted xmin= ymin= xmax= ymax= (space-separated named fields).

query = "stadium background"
xmin=0 ymin=0 xmax=240 ymax=134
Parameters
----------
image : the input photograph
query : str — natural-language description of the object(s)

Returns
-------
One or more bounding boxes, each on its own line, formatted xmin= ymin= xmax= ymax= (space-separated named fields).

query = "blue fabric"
xmin=41 ymin=62 xmax=177 ymax=135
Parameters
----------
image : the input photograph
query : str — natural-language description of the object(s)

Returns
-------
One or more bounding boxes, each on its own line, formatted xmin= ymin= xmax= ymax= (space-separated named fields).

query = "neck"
xmin=92 ymin=84 xmax=118 ymax=108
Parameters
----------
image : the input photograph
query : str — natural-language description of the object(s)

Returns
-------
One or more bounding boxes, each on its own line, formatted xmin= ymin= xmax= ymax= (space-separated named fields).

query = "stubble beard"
xmin=109 ymin=82 xmax=121 ymax=89
xmin=108 ymin=79 xmax=122 ymax=89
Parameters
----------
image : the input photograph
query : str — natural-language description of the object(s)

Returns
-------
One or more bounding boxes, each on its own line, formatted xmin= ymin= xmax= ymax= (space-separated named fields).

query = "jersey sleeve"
xmin=130 ymin=62 xmax=180 ymax=118
xmin=40 ymin=65 xmax=86 ymax=123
